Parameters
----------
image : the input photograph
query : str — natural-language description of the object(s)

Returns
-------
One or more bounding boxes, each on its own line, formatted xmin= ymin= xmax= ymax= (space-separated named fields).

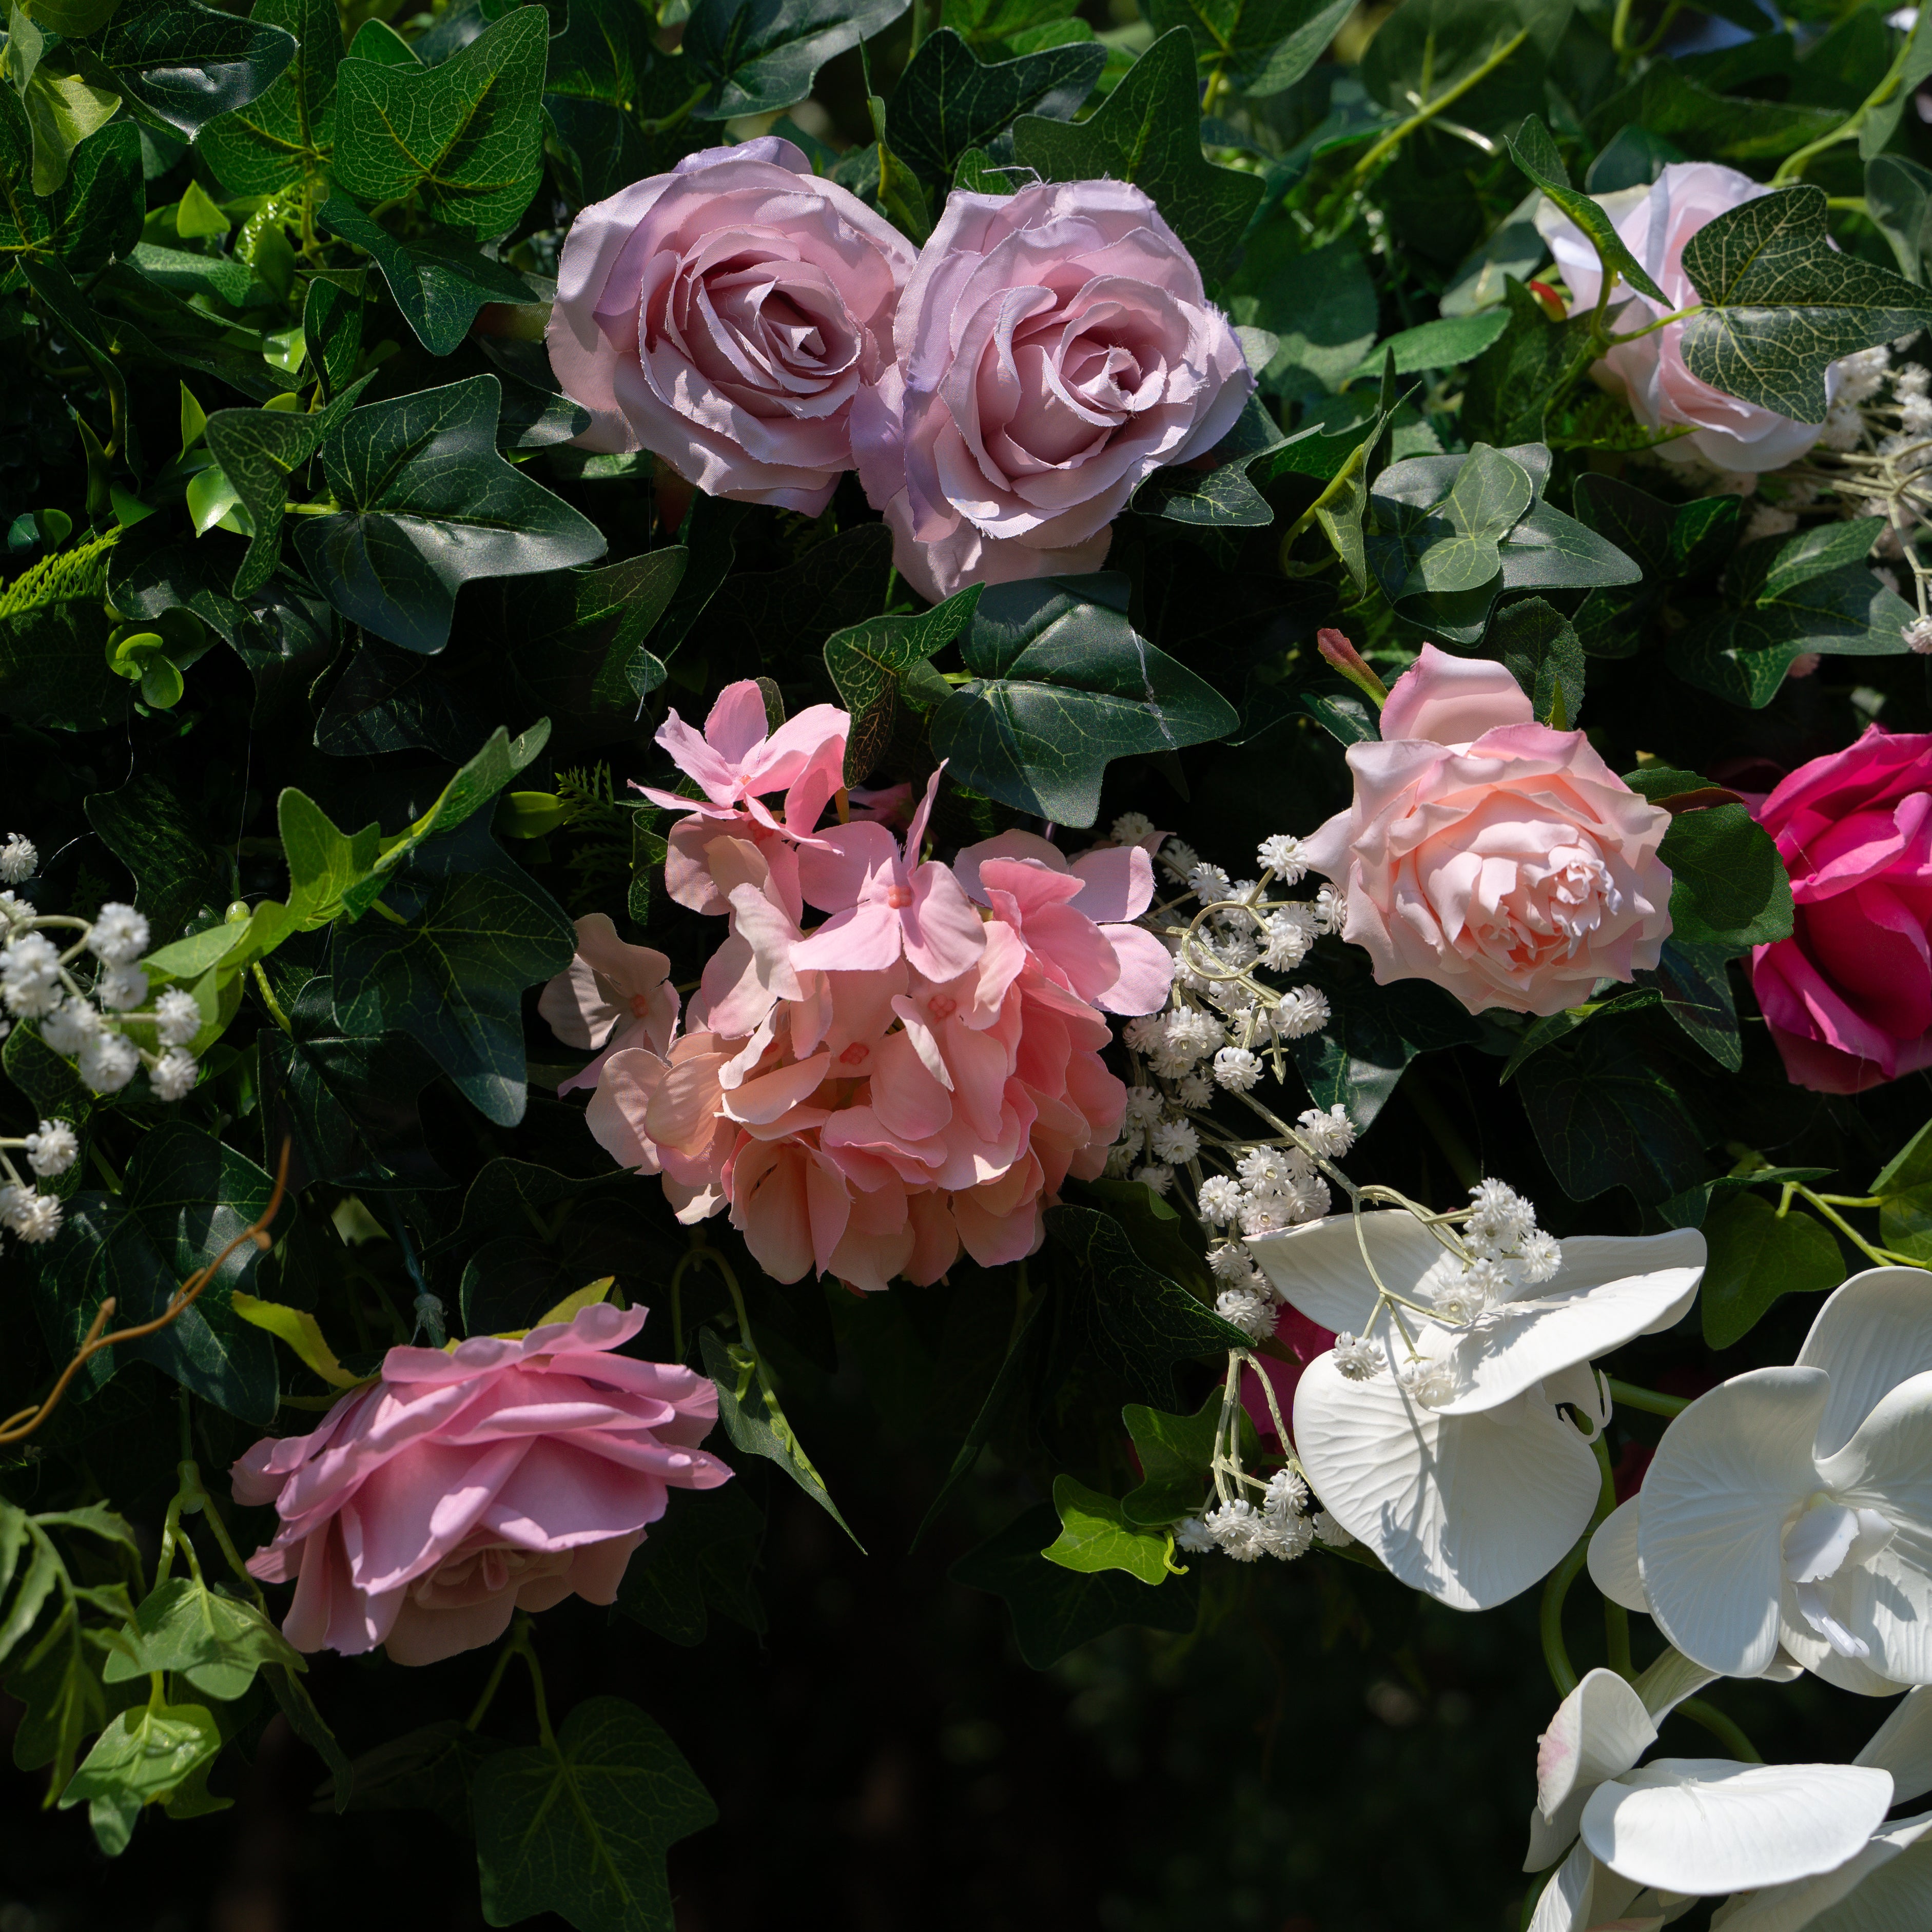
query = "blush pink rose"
xmin=1748 ymin=726 xmax=1932 ymax=1093
xmin=548 ymin=138 xmax=916 ymax=513
xmin=232 ymin=1303 xmax=727 ymax=1665
xmin=1535 ymin=161 xmax=1840 ymax=472
xmin=852 ymin=179 xmax=1253 ymax=601
xmin=1302 ymin=646 xmax=1674 ymax=1017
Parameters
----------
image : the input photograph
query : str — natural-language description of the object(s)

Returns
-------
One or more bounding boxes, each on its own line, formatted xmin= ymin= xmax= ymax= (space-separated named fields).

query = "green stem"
xmin=514 ymin=1617 xmax=556 ymax=1752
xmin=1349 ymin=29 xmax=1530 ymax=184
xmin=1786 ymin=1184 xmax=1929 ymax=1273
xmin=1774 ymin=25 xmax=1918 ymax=185
xmin=1609 ymin=0 xmax=1634 ymax=62
xmin=1677 ymin=1696 xmax=1763 ymax=1763
xmin=1591 ymin=1437 xmax=1634 ymax=1677
xmin=1540 ymin=1535 xmax=1589 ymax=1695
xmin=251 ymin=960 xmax=292 ymax=1033
xmin=466 ymin=1630 xmax=520 ymax=1732
xmin=1607 ymin=1378 xmax=1689 ymax=1418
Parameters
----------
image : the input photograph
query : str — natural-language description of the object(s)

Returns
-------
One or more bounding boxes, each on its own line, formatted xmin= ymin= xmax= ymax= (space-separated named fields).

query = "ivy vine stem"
xmin=1346 ymin=29 xmax=1530 ymax=186
xmin=1605 ymin=1378 xmax=1689 ymax=1418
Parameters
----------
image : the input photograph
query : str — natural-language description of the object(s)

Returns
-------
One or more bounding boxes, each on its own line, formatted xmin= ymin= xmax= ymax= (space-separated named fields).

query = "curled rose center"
xmin=659 ymin=245 xmax=862 ymax=400
xmin=1460 ymin=843 xmax=1623 ymax=964
xmin=410 ymin=1543 xmax=570 ymax=1607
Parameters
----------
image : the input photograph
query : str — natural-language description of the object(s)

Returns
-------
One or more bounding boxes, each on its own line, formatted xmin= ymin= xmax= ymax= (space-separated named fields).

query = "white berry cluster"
xmin=1176 ymin=1470 xmax=1355 ymax=1565
xmin=0 ymin=840 xmax=205 ymax=1248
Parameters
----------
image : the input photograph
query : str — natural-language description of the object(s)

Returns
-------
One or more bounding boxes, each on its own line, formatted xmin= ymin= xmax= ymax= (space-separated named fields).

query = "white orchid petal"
xmin=1797 ymin=1548 xmax=1932 ymax=1688
xmin=1639 ymin=1369 xmax=1829 ymax=1677
xmin=1435 ymin=1237 xmax=1704 ymax=1418
xmin=1631 ymin=1646 xmax=1720 ymax=1723
xmin=1293 ymin=1353 xmax=1599 ymax=1610
xmin=1528 ymin=1669 xmax=1659 ymax=1870
xmin=1819 ymin=1370 xmax=1932 ymax=1543
xmin=1246 ymin=1210 xmax=1444 ymax=1335
xmin=1780 ymin=1597 xmax=1917 ymax=1696
xmin=1787 ymin=1503 xmax=1866 ymax=1584
xmin=1530 ymin=1840 xmax=1652 ymax=1932
xmin=1798 ymin=1269 xmax=1932 ymax=1459
xmin=1591 ymin=1497 xmax=1649 ymax=1613
xmin=1802 ymin=1811 xmax=1932 ymax=1932
xmin=1857 ymin=1689 xmax=1932 ymax=1805
xmin=1582 ymin=1759 xmax=1893 ymax=1894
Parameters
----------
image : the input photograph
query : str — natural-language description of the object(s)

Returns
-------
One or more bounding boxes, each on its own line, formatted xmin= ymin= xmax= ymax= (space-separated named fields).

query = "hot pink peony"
xmin=1747 ymin=726 xmax=1932 ymax=1092
xmin=1535 ymin=162 xmax=1838 ymax=472
xmin=550 ymin=691 xmax=1174 ymax=1293
xmin=232 ymin=1303 xmax=726 ymax=1665
xmin=852 ymin=179 xmax=1253 ymax=601
xmin=548 ymin=138 xmax=916 ymax=513
xmin=1302 ymin=646 xmax=1674 ymax=1017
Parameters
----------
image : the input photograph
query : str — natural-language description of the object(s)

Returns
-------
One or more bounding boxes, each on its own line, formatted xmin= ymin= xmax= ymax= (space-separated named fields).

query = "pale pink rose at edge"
xmin=233 ymin=1303 xmax=728 ymax=1665
xmin=1302 ymin=646 xmax=1674 ymax=1018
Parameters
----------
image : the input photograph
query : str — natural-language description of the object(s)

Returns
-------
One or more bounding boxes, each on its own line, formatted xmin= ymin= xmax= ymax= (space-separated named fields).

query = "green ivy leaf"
xmin=330 ymin=6 xmax=546 ymax=237
xmin=1504 ymin=113 xmax=1667 ymax=305
xmin=329 ymin=814 xmax=575 ymax=1127
xmin=615 ymin=1484 xmax=767 ymax=1647
xmin=823 ymin=584 xmax=982 ymax=786
xmin=1868 ymin=152 xmax=1932 ymax=284
xmin=101 ymin=1576 xmax=306 ymax=1701
xmin=199 ymin=0 xmax=338 ymax=194
xmin=27 ymin=1121 xmax=280 ymax=1422
xmin=1654 ymin=801 xmax=1794 ymax=951
xmin=1699 ymin=1191 xmax=1845 ymax=1351
xmin=1872 ymin=1118 xmax=1932 ymax=1264
xmin=1681 ymin=184 xmax=1932 ymax=421
xmin=1345 ymin=308 xmax=1510 ymax=380
xmin=950 ymin=1502 xmax=1201 ymax=1668
xmin=684 ymin=0 xmax=911 ymax=121
xmin=1118 ymin=1390 xmax=1228 ymax=1526
xmin=83 ymin=768 xmax=229 ymax=949
xmin=294 ymin=374 xmax=605 ymax=654
xmin=1044 ymin=1476 xmax=1175 ymax=1584
xmin=1518 ymin=1026 xmax=1711 ymax=1204
xmin=59 ymin=1699 xmax=221 ymax=1850
xmin=885 ymin=28 xmax=1101 ymax=182
xmin=1013 ymin=28 xmax=1262 ymax=281
xmin=928 ymin=573 xmax=1237 ymax=827
xmin=1631 ymin=939 xmax=1741 ymax=1072
xmin=1491 ymin=595 xmax=1584 ymax=729
xmin=1148 ymin=0 xmax=1353 ymax=97
xmin=317 ymin=198 xmax=533 ymax=356
xmin=326 ymin=1719 xmax=506 ymax=1832
xmin=74 ymin=0 xmax=296 ymax=136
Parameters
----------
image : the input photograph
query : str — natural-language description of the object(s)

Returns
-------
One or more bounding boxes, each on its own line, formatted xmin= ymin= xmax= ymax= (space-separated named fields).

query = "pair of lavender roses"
xmin=546 ymin=139 xmax=1253 ymax=601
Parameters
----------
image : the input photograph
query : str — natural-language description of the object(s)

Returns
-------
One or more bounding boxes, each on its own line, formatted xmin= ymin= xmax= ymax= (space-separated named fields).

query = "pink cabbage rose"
xmin=1302 ymin=646 xmax=1674 ymax=1017
xmin=852 ymin=179 xmax=1253 ymax=601
xmin=1748 ymin=726 xmax=1932 ymax=1092
xmin=1535 ymin=161 xmax=1838 ymax=472
xmin=539 ymin=914 xmax=678 ymax=1097
xmin=548 ymin=138 xmax=916 ymax=513
xmin=232 ymin=1303 xmax=726 ymax=1665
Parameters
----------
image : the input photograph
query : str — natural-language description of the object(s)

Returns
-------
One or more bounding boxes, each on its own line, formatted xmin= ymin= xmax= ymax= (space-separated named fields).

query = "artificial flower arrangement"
xmin=4 ymin=0 xmax=1932 ymax=1922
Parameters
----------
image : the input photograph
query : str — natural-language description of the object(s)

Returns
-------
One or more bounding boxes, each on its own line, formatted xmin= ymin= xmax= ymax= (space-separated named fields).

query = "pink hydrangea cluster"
xmin=543 ymin=681 xmax=1176 ymax=1294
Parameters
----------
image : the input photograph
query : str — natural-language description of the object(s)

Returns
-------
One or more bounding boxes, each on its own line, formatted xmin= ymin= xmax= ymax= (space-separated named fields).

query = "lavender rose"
xmin=853 ymin=180 xmax=1253 ymax=601
xmin=548 ymin=139 xmax=916 ymax=514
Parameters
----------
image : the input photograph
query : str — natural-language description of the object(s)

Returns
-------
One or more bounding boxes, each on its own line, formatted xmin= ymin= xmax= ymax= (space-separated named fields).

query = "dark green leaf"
xmin=295 ymin=374 xmax=604 ymax=653
xmin=84 ymin=769 xmax=229 ymax=948
xmin=328 ymin=1719 xmax=507 ymax=1833
xmin=319 ymin=198 xmax=533 ymax=356
xmin=0 ymin=104 xmax=141 ymax=268
xmin=1120 ymin=1389 xmax=1237 ymax=1526
xmin=303 ymin=275 xmax=364 ymax=403
xmin=1518 ymin=1027 xmax=1711 ymax=1204
xmin=929 ymin=573 xmax=1238 ymax=827
xmin=886 ymin=29 xmax=1101 ymax=182
xmin=76 ymin=0 xmax=296 ymax=136
xmin=1699 ymin=1191 xmax=1845 ymax=1351
xmin=1148 ymin=0 xmax=1354 ymax=97
xmin=1631 ymin=939 xmax=1741 ymax=1071
xmin=950 ymin=1502 xmax=1200 ymax=1668
xmin=1013 ymin=29 xmax=1262 ymax=281
xmin=330 ymin=6 xmax=546 ymax=236
xmin=1872 ymin=1118 xmax=1932 ymax=1264
xmin=615 ymin=1482 xmax=766 ymax=1647
xmin=684 ymin=0 xmax=911 ymax=121
xmin=1681 ymin=184 xmax=1932 ymax=422
xmin=1656 ymin=801 xmax=1794 ymax=951
xmin=824 ymin=584 xmax=982 ymax=785
xmin=1490 ymin=595 xmax=1584 ymax=729
xmin=1868 ymin=152 xmax=1932 ymax=284
xmin=204 ymin=405 xmax=327 ymax=599
xmin=330 ymin=815 xmax=576 ymax=1127
xmin=199 ymin=0 xmax=339 ymax=194
xmin=29 ymin=1121 xmax=280 ymax=1422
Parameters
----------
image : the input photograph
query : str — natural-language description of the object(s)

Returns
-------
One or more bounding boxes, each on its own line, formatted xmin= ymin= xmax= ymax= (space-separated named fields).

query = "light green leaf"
xmin=101 ymin=1576 xmax=306 ymax=1700
xmin=1148 ymin=0 xmax=1353 ymax=96
xmin=1872 ymin=1118 xmax=1932 ymax=1264
xmin=1348 ymin=309 xmax=1510 ymax=380
xmin=1044 ymin=1476 xmax=1175 ymax=1584
xmin=1699 ymin=1192 xmax=1846 ymax=1351
xmin=59 ymin=1700 xmax=222 ymax=1819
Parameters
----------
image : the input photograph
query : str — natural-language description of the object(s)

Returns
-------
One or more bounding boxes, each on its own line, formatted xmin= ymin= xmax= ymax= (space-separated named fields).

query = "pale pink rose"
xmin=1535 ymin=161 xmax=1839 ymax=472
xmin=232 ymin=1304 xmax=727 ymax=1666
xmin=635 ymin=677 xmax=849 ymax=913
xmin=539 ymin=914 xmax=678 ymax=1097
xmin=1302 ymin=646 xmax=1674 ymax=1017
xmin=1748 ymin=727 xmax=1932 ymax=1093
xmin=852 ymin=179 xmax=1253 ymax=601
xmin=548 ymin=138 xmax=916 ymax=513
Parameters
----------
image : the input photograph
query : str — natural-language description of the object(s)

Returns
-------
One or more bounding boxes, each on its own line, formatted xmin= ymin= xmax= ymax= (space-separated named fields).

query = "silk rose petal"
xmin=1747 ymin=728 xmax=1932 ymax=1092
xmin=233 ymin=1303 xmax=727 ymax=1664
xmin=1303 ymin=646 xmax=1673 ymax=1016
xmin=549 ymin=140 xmax=915 ymax=513
xmin=853 ymin=179 xmax=1253 ymax=599
xmin=1536 ymin=162 xmax=1840 ymax=471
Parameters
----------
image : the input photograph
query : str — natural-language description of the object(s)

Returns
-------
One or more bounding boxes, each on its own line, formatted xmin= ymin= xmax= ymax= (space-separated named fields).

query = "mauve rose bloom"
xmin=853 ymin=179 xmax=1252 ymax=601
xmin=548 ymin=139 xmax=916 ymax=513
xmin=232 ymin=1304 xmax=727 ymax=1665
xmin=1535 ymin=161 xmax=1840 ymax=472
xmin=1748 ymin=726 xmax=1932 ymax=1092
xmin=1302 ymin=647 xmax=1674 ymax=1017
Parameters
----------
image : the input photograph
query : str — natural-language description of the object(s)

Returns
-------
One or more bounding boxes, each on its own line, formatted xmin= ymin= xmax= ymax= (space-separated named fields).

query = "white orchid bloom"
xmin=1246 ymin=1212 xmax=1704 ymax=1608
xmin=1710 ymin=1689 xmax=1932 ymax=1932
xmin=1523 ymin=1657 xmax=1897 ymax=1932
xmin=1587 ymin=1269 xmax=1932 ymax=1688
